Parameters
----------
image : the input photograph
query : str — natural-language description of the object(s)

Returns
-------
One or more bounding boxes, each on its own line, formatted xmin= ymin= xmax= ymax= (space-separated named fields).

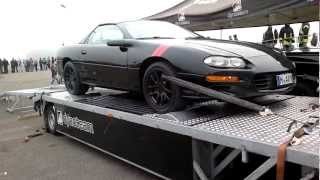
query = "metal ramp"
xmin=0 ymin=85 xmax=65 ymax=113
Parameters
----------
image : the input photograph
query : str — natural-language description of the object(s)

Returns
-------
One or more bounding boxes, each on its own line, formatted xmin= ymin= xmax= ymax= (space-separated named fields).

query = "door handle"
xmin=81 ymin=50 xmax=87 ymax=55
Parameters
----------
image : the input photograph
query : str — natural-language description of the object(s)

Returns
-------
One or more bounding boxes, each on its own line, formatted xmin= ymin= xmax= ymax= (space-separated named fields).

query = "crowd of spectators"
xmin=0 ymin=57 xmax=56 ymax=74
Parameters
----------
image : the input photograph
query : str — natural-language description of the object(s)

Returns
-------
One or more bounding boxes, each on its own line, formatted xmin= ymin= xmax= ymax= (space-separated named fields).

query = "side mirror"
xmin=107 ymin=40 xmax=132 ymax=47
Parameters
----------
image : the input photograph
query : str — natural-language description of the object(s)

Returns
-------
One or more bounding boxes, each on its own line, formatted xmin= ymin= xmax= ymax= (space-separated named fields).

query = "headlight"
xmin=204 ymin=56 xmax=246 ymax=68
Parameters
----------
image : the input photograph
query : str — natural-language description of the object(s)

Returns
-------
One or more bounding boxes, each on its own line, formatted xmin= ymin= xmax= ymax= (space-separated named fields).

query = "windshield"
xmin=120 ymin=21 xmax=199 ymax=39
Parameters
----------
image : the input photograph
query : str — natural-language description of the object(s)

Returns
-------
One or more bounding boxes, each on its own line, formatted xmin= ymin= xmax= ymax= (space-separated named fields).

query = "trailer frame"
xmin=3 ymin=86 xmax=318 ymax=180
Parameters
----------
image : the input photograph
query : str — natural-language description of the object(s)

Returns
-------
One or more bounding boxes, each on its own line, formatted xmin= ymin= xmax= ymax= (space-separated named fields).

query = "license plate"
xmin=276 ymin=73 xmax=293 ymax=87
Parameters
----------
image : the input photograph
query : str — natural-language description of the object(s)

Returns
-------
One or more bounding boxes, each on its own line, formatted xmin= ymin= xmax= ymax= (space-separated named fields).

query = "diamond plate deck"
xmin=76 ymin=94 xmax=154 ymax=115
xmin=144 ymin=96 xmax=319 ymax=167
xmin=191 ymin=96 xmax=319 ymax=164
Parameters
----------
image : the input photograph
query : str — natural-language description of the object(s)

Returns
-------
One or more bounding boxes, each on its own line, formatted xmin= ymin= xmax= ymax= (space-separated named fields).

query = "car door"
xmin=79 ymin=25 xmax=128 ymax=90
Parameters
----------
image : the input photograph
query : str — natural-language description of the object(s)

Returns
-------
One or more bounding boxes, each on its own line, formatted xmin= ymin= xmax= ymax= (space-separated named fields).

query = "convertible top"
xmin=145 ymin=0 xmax=319 ymax=31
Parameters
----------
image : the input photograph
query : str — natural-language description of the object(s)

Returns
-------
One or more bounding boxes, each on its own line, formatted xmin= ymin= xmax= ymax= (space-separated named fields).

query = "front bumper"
xmin=177 ymin=71 xmax=296 ymax=98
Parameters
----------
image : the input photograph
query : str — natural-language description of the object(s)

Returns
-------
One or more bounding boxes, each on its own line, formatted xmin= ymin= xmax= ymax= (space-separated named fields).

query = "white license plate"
xmin=276 ymin=73 xmax=293 ymax=86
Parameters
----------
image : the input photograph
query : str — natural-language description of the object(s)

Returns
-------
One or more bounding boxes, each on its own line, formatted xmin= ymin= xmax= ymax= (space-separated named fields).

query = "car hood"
xmin=185 ymin=39 xmax=272 ymax=58
xmin=182 ymin=39 xmax=293 ymax=72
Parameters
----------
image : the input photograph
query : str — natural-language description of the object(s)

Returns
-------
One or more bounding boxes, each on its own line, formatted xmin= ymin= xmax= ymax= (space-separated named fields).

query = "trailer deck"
xmin=3 ymin=86 xmax=319 ymax=179
xmin=43 ymin=90 xmax=319 ymax=166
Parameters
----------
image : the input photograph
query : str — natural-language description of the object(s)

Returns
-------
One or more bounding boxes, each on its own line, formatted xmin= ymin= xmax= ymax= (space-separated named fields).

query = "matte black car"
xmin=57 ymin=20 xmax=296 ymax=113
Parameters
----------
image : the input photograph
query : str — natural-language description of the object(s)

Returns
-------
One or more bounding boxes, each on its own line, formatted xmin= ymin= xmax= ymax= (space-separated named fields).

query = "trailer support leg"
xmin=192 ymin=139 xmax=213 ymax=180
xmin=213 ymin=149 xmax=241 ymax=177
xmin=193 ymin=161 xmax=209 ymax=180
xmin=244 ymin=157 xmax=276 ymax=180
xmin=212 ymin=145 xmax=225 ymax=159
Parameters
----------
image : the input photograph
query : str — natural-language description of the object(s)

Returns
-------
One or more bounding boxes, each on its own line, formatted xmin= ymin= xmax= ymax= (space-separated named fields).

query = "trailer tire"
xmin=44 ymin=105 xmax=58 ymax=135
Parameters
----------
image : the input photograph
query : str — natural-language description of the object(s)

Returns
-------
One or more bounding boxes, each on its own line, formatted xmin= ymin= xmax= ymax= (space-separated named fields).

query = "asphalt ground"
xmin=0 ymin=71 xmax=158 ymax=180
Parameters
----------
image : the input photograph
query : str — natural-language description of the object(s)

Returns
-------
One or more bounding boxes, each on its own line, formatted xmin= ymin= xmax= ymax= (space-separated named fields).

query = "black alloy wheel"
xmin=143 ymin=62 xmax=184 ymax=113
xmin=64 ymin=62 xmax=89 ymax=95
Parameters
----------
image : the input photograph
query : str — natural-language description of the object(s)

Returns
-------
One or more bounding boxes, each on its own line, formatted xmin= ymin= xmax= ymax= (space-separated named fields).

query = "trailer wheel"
xmin=64 ymin=62 xmax=89 ymax=95
xmin=44 ymin=105 xmax=58 ymax=135
xmin=142 ymin=62 xmax=184 ymax=113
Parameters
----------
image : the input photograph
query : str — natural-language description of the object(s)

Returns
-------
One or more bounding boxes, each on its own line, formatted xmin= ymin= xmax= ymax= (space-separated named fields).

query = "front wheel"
xmin=142 ymin=62 xmax=184 ymax=113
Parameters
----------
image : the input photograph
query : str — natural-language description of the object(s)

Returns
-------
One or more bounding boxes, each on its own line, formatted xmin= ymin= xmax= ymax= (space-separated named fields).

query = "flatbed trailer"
xmin=1 ymin=85 xmax=315 ymax=179
xmin=23 ymin=86 xmax=317 ymax=180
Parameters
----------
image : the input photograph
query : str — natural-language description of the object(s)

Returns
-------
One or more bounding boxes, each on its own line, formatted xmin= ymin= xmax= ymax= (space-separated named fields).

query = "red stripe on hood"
xmin=152 ymin=45 xmax=169 ymax=57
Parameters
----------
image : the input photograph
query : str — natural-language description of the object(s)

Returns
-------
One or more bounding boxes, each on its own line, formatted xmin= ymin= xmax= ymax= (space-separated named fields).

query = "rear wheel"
xmin=142 ymin=62 xmax=184 ymax=113
xmin=64 ymin=62 xmax=89 ymax=95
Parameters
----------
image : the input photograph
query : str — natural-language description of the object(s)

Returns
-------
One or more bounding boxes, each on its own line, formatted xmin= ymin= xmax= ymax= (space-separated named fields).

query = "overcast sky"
xmin=0 ymin=0 xmax=318 ymax=59
xmin=0 ymin=0 xmax=183 ymax=58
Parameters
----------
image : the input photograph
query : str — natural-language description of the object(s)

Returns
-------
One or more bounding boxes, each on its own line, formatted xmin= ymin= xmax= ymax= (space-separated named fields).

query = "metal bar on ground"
xmin=7 ymin=95 xmax=21 ymax=112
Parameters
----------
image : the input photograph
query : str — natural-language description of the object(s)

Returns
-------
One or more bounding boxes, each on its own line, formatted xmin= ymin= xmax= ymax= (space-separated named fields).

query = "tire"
xmin=142 ymin=62 xmax=184 ymax=113
xmin=44 ymin=105 xmax=58 ymax=135
xmin=290 ymin=81 xmax=316 ymax=96
xmin=64 ymin=62 xmax=89 ymax=95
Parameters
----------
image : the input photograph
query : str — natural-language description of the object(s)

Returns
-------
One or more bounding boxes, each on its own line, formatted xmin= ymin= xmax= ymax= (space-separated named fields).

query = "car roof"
xmin=97 ymin=20 xmax=164 ymax=27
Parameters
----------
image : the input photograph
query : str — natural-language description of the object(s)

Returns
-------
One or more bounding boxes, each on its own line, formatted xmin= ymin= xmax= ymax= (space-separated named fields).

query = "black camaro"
xmin=57 ymin=20 xmax=296 ymax=113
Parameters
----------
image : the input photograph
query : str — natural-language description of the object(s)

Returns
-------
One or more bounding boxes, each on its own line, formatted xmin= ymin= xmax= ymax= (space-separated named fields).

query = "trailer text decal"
xmin=57 ymin=111 xmax=94 ymax=134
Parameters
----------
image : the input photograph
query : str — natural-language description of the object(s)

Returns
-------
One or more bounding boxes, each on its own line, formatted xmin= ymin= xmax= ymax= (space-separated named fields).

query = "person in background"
xmin=27 ymin=58 xmax=33 ymax=72
xmin=3 ymin=59 xmax=9 ymax=73
xmin=26 ymin=59 xmax=29 ymax=72
xmin=51 ymin=57 xmax=55 ymax=67
xmin=274 ymin=29 xmax=279 ymax=46
xmin=14 ymin=59 xmax=18 ymax=73
xmin=42 ymin=58 xmax=45 ymax=70
xmin=31 ymin=58 xmax=35 ymax=72
xmin=279 ymin=24 xmax=295 ymax=51
xmin=41 ymin=58 xmax=45 ymax=70
xmin=39 ymin=58 xmax=43 ymax=71
xmin=228 ymin=35 xmax=233 ymax=40
xmin=262 ymin=25 xmax=276 ymax=47
xmin=50 ymin=60 xmax=59 ymax=84
xmin=311 ymin=33 xmax=318 ymax=47
xmin=23 ymin=59 xmax=26 ymax=72
xmin=25 ymin=59 xmax=28 ymax=72
xmin=298 ymin=22 xmax=310 ymax=48
xmin=0 ymin=58 xmax=3 ymax=74
xmin=233 ymin=34 xmax=238 ymax=41
xmin=28 ymin=58 xmax=31 ymax=72
xmin=46 ymin=57 xmax=49 ymax=70
xmin=11 ymin=58 xmax=15 ymax=73
xmin=34 ymin=59 xmax=38 ymax=72
xmin=47 ymin=57 xmax=51 ymax=70
xmin=17 ymin=59 xmax=22 ymax=72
